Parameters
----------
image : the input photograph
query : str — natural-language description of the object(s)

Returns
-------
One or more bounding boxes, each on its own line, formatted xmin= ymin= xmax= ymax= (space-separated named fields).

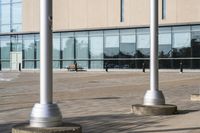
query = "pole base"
xmin=12 ymin=122 xmax=82 ymax=133
xmin=30 ymin=103 xmax=62 ymax=127
xmin=143 ymin=90 xmax=165 ymax=105
xmin=131 ymin=104 xmax=177 ymax=116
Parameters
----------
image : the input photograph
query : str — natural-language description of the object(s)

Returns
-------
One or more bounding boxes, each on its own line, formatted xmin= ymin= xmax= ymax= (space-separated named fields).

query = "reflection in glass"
xmin=104 ymin=36 xmax=119 ymax=58
xmin=35 ymin=35 xmax=40 ymax=68
xmin=1 ymin=4 xmax=10 ymax=24
xmin=75 ymin=32 xmax=88 ymax=68
xmin=120 ymin=35 xmax=136 ymax=58
xmin=23 ymin=35 xmax=35 ymax=68
xmin=104 ymin=30 xmax=119 ymax=68
xmin=136 ymin=28 xmax=150 ymax=58
xmin=191 ymin=32 xmax=200 ymax=68
xmin=0 ymin=36 xmax=10 ymax=68
xmin=53 ymin=33 xmax=61 ymax=68
xmin=11 ymin=35 xmax=22 ymax=52
xmin=159 ymin=33 xmax=171 ymax=58
xmin=172 ymin=32 xmax=191 ymax=57
xmin=61 ymin=33 xmax=74 ymax=68
xmin=136 ymin=34 xmax=150 ymax=58
xmin=12 ymin=3 xmax=22 ymax=24
xmin=90 ymin=33 xmax=103 ymax=69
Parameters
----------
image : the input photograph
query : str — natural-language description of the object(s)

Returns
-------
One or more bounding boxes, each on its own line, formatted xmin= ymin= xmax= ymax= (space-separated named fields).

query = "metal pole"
xmin=30 ymin=0 xmax=62 ymax=127
xmin=143 ymin=0 xmax=165 ymax=105
xmin=40 ymin=0 xmax=53 ymax=104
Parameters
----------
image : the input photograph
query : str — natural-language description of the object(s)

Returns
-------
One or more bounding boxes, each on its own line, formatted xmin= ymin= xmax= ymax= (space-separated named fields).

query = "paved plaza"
xmin=0 ymin=71 xmax=200 ymax=133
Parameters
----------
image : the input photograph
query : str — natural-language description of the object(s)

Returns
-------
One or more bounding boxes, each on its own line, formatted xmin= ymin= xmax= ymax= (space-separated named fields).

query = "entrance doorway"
xmin=10 ymin=52 xmax=22 ymax=70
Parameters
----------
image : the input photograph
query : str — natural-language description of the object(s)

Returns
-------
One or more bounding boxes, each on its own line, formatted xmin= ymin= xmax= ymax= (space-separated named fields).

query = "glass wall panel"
xmin=119 ymin=29 xmax=136 ymax=68
xmin=104 ymin=30 xmax=119 ymax=68
xmin=75 ymin=32 xmax=88 ymax=68
xmin=172 ymin=59 xmax=191 ymax=69
xmin=0 ymin=36 xmax=10 ymax=68
xmin=23 ymin=35 xmax=35 ymax=69
xmin=35 ymin=35 xmax=40 ymax=68
xmin=1 ymin=0 xmax=11 ymax=4
xmin=172 ymin=26 xmax=191 ymax=58
xmin=63 ymin=61 xmax=74 ymax=68
xmin=53 ymin=33 xmax=61 ymax=68
xmin=159 ymin=33 xmax=171 ymax=58
xmin=11 ymin=35 xmax=22 ymax=52
xmin=135 ymin=60 xmax=149 ymax=69
xmin=159 ymin=59 xmax=172 ymax=69
xmin=136 ymin=28 xmax=150 ymax=58
xmin=89 ymin=31 xmax=103 ymax=69
xmin=12 ymin=3 xmax=21 ymax=24
xmin=61 ymin=32 xmax=74 ymax=68
xmin=1 ymin=25 xmax=10 ymax=32
xmin=191 ymin=31 xmax=200 ymax=68
xmin=120 ymin=31 xmax=136 ymax=58
xmin=104 ymin=30 xmax=119 ymax=58
xmin=1 ymin=4 xmax=10 ymax=25
xmin=0 ymin=0 xmax=22 ymax=33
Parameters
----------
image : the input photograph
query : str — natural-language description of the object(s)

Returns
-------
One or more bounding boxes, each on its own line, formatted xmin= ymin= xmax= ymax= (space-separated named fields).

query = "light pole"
xmin=143 ymin=0 xmax=165 ymax=105
xmin=30 ymin=0 xmax=62 ymax=127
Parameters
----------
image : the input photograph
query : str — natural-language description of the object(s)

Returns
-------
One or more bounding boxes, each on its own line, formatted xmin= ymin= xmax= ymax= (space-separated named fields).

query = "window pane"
xmin=136 ymin=33 xmax=150 ymax=58
xmin=12 ymin=0 xmax=21 ymax=3
xmin=12 ymin=24 xmax=22 ymax=32
xmin=1 ymin=4 xmax=10 ymax=24
xmin=12 ymin=3 xmax=22 ymax=24
xmin=11 ymin=35 xmax=22 ymax=52
xmin=53 ymin=34 xmax=60 ymax=59
xmin=173 ymin=33 xmax=190 ymax=48
xmin=137 ymin=34 xmax=150 ymax=49
xmin=120 ymin=35 xmax=136 ymax=58
xmin=76 ymin=36 xmax=88 ymax=59
xmin=53 ymin=61 xmax=60 ymax=69
xmin=191 ymin=32 xmax=200 ymax=57
xmin=1 ymin=61 xmax=10 ymax=69
xmin=159 ymin=33 xmax=171 ymax=57
xmin=1 ymin=36 xmax=10 ymax=59
xmin=90 ymin=36 xmax=103 ymax=59
xmin=104 ymin=36 xmax=119 ymax=58
xmin=0 ymin=0 xmax=11 ymax=4
xmin=25 ymin=61 xmax=34 ymax=69
xmin=76 ymin=61 xmax=88 ymax=69
xmin=75 ymin=34 xmax=88 ymax=68
xmin=62 ymin=37 xmax=74 ymax=59
xmin=172 ymin=31 xmax=191 ymax=58
xmin=91 ymin=61 xmax=103 ymax=69
xmin=53 ymin=34 xmax=61 ymax=68
xmin=23 ymin=35 xmax=35 ymax=59
xmin=1 ymin=25 xmax=10 ymax=32
xmin=35 ymin=35 xmax=40 ymax=60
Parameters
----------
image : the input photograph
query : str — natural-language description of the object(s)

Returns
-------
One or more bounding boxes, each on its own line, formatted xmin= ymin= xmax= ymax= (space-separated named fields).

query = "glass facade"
xmin=0 ymin=0 xmax=22 ymax=33
xmin=1 ymin=25 xmax=200 ymax=70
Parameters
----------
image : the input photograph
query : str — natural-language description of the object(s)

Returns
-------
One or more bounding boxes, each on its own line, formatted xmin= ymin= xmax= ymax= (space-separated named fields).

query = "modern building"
xmin=0 ymin=0 xmax=200 ymax=70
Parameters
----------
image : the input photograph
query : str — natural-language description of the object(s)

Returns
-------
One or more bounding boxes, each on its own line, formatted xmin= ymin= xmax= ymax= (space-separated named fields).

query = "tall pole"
xmin=143 ymin=0 xmax=165 ymax=105
xmin=40 ymin=0 xmax=53 ymax=105
xmin=30 ymin=0 xmax=62 ymax=127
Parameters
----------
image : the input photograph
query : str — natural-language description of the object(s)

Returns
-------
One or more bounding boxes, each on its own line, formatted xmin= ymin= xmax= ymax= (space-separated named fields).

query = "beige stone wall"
xmin=22 ymin=0 xmax=200 ymax=32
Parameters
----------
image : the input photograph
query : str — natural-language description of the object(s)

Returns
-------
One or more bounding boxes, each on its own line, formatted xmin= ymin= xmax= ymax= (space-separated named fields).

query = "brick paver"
xmin=0 ymin=71 xmax=200 ymax=133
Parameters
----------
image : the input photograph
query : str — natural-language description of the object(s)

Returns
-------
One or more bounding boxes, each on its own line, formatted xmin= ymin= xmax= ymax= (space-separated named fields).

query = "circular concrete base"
xmin=191 ymin=94 xmax=200 ymax=101
xmin=12 ymin=123 xmax=82 ymax=133
xmin=132 ymin=104 xmax=177 ymax=116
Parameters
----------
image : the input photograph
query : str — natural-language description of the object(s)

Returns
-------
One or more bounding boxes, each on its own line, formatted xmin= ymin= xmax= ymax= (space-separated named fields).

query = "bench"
xmin=66 ymin=64 xmax=84 ymax=71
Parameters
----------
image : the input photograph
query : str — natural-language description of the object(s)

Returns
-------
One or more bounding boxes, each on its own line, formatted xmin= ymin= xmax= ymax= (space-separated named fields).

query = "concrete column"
xmin=30 ymin=0 xmax=62 ymax=127
xmin=143 ymin=0 xmax=165 ymax=105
